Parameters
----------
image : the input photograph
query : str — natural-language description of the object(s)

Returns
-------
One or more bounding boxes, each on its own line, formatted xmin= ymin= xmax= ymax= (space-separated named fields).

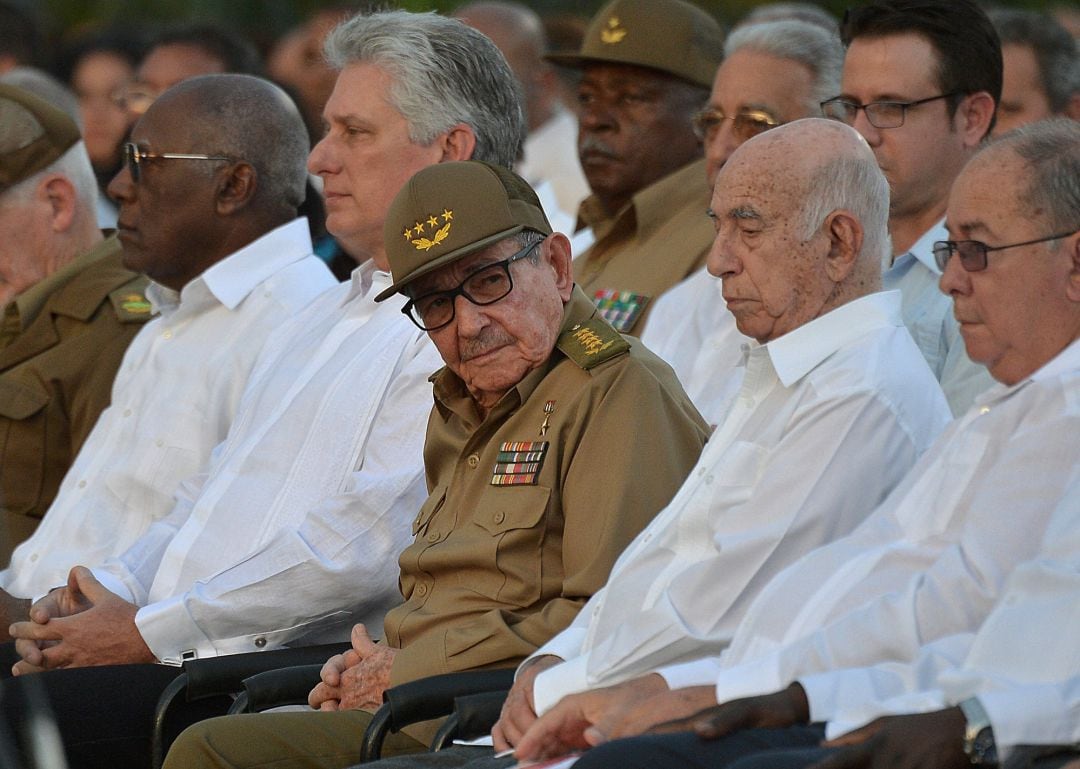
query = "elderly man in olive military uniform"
xmin=551 ymin=0 xmax=722 ymax=334
xmin=163 ymin=161 xmax=709 ymax=769
xmin=0 ymin=84 xmax=150 ymax=559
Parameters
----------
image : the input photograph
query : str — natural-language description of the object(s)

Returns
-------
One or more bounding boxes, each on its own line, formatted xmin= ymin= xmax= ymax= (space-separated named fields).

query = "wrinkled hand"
xmin=9 ymin=566 xmax=153 ymax=674
xmin=307 ymin=624 xmax=396 ymax=712
xmin=595 ymin=684 xmax=718 ymax=741
xmin=514 ymin=674 xmax=670 ymax=761
xmin=687 ymin=684 xmax=810 ymax=740
xmin=308 ymin=646 xmax=362 ymax=711
xmin=492 ymin=655 xmax=563 ymax=751
xmin=810 ymin=708 xmax=967 ymax=769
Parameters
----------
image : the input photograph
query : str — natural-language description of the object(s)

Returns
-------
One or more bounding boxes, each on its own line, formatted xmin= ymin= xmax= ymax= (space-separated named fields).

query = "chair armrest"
xmin=360 ymin=668 xmax=516 ymax=762
xmin=183 ymin=643 xmax=349 ymax=700
xmin=234 ymin=664 xmax=324 ymax=713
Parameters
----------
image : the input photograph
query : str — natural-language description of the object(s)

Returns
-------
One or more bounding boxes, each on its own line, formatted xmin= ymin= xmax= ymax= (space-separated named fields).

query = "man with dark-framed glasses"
xmin=160 ymin=160 xmax=708 ymax=768
xmin=640 ymin=18 xmax=844 ymax=424
xmin=818 ymin=0 xmax=1001 ymax=416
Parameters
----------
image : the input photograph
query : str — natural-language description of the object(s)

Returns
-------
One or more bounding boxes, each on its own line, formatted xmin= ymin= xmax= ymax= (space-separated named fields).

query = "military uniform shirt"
xmin=383 ymin=286 xmax=709 ymax=689
xmin=0 ymin=234 xmax=150 ymax=557
xmin=573 ymin=158 xmax=714 ymax=335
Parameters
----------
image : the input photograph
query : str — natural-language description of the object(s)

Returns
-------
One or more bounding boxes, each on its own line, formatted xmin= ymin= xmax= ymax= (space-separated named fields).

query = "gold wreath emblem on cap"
xmin=403 ymin=208 xmax=454 ymax=251
xmin=599 ymin=16 xmax=628 ymax=44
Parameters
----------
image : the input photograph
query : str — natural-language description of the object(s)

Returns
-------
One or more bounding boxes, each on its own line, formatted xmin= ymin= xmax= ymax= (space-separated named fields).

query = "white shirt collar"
xmin=343 ymin=259 xmax=393 ymax=304
xmin=763 ymin=291 xmax=905 ymax=388
xmin=901 ymin=219 xmax=948 ymax=275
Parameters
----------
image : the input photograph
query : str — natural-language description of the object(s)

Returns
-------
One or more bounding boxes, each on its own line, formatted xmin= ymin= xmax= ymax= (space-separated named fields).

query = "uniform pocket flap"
xmin=0 ymin=378 xmax=49 ymax=419
xmin=472 ymin=485 xmax=551 ymax=535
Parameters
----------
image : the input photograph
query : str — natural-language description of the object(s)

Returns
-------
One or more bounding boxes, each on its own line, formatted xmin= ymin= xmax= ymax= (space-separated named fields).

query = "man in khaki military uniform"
xmin=0 ymin=84 xmax=150 ymax=558
xmin=164 ymin=161 xmax=709 ymax=769
xmin=550 ymin=0 xmax=722 ymax=334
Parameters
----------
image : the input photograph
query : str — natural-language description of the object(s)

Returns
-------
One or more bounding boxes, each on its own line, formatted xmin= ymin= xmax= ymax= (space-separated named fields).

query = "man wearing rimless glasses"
xmin=818 ymin=0 xmax=1001 ymax=416
xmin=641 ymin=18 xmax=845 ymax=424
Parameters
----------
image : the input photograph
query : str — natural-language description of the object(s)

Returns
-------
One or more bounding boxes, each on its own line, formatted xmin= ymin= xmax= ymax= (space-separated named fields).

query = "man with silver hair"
xmin=355 ymin=118 xmax=951 ymax=769
xmin=0 ymin=84 xmax=151 ymax=554
xmin=641 ymin=19 xmax=844 ymax=423
xmin=3 ymin=11 xmax=525 ymax=769
xmin=531 ymin=118 xmax=1080 ymax=769
xmin=989 ymin=8 xmax=1080 ymax=137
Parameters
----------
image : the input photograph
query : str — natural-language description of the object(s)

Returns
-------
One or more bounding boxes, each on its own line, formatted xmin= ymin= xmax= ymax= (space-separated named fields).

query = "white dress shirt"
xmin=92 ymin=262 xmax=443 ymax=663
xmin=640 ymin=268 xmax=749 ymax=426
xmin=0 ymin=218 xmax=335 ymax=598
xmin=800 ymin=478 xmax=1080 ymax=751
xmin=885 ymin=222 xmax=995 ymax=415
xmin=654 ymin=339 xmax=1080 ymax=702
xmin=529 ymin=291 xmax=952 ymax=715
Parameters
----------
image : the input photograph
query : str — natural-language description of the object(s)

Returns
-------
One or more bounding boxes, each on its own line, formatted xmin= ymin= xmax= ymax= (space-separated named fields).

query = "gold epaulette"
xmin=556 ymin=317 xmax=630 ymax=370
xmin=108 ymin=280 xmax=155 ymax=323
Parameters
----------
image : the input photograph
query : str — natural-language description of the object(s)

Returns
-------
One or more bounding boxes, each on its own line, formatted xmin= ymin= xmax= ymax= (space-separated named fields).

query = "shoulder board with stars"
xmin=556 ymin=317 xmax=629 ymax=370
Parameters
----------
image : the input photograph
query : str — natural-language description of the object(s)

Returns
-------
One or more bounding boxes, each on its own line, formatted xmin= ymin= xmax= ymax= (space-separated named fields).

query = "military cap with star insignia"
xmin=546 ymin=0 xmax=724 ymax=89
xmin=376 ymin=161 xmax=552 ymax=302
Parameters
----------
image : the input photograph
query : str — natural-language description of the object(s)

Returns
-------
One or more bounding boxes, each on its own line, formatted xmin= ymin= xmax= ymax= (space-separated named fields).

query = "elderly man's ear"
xmin=39 ymin=174 xmax=77 ymax=234
xmin=543 ymin=232 xmax=575 ymax=302
xmin=822 ymin=210 xmax=864 ymax=283
xmin=1065 ymin=230 xmax=1080 ymax=304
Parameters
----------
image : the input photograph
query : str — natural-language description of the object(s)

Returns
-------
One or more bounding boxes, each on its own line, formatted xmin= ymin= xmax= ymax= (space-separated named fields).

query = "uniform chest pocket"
xmin=460 ymin=485 xmax=551 ymax=605
xmin=0 ymin=377 xmax=51 ymax=517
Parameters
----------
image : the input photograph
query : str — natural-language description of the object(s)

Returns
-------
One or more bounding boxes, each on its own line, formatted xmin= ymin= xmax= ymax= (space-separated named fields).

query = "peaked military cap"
xmin=546 ymin=0 xmax=723 ymax=89
xmin=376 ymin=161 xmax=552 ymax=302
xmin=0 ymin=83 xmax=81 ymax=193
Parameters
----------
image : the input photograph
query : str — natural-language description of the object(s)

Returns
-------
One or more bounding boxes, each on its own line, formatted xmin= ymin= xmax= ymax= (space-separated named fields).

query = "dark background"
xmin=17 ymin=0 xmax=1075 ymax=55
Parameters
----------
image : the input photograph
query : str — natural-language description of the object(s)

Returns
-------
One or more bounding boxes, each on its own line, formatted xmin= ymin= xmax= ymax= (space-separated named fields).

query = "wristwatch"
xmin=959 ymin=697 xmax=999 ymax=767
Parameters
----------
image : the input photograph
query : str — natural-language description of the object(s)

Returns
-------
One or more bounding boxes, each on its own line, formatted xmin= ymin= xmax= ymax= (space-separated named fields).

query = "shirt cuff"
xmin=712 ymin=654 xmax=787 ymax=704
xmin=136 ymin=594 xmax=216 ymax=665
xmin=979 ymin=685 xmax=1076 ymax=752
xmin=90 ymin=567 xmax=137 ymax=604
xmin=531 ymin=626 xmax=587 ymax=665
xmin=654 ymin=656 xmax=725 ymax=691
xmin=533 ymin=656 xmax=589 ymax=716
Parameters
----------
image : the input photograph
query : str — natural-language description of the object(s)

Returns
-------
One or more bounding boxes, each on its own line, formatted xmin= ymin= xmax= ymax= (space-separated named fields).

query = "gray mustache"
xmin=579 ymin=136 xmax=618 ymax=159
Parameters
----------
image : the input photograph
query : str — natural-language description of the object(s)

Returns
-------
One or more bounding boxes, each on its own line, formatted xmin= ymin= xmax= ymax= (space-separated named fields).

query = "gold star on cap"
xmin=600 ymin=16 xmax=627 ymax=44
xmin=414 ymin=220 xmax=425 ymax=234
xmin=427 ymin=214 xmax=439 ymax=228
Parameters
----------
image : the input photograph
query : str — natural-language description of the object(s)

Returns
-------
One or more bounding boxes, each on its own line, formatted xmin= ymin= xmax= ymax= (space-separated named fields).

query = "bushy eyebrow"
xmin=730 ymin=205 xmax=763 ymax=223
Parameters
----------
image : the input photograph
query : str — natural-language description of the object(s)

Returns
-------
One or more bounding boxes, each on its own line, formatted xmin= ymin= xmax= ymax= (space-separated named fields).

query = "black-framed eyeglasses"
xmin=691 ymin=106 xmax=781 ymax=143
xmin=933 ymin=230 xmax=1078 ymax=272
xmin=121 ymin=142 xmax=233 ymax=183
xmin=402 ymin=239 xmax=544 ymax=331
xmin=820 ymin=92 xmax=958 ymax=129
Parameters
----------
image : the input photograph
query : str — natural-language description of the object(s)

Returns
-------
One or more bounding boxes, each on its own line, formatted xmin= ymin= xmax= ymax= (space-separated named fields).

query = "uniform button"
xmin=467 ymin=454 xmax=480 ymax=469
xmin=416 ymin=584 xmax=429 ymax=597
xmin=493 ymin=511 xmax=506 ymax=524
xmin=253 ymin=637 xmax=267 ymax=648
xmin=78 ymin=480 xmax=87 ymax=488
xmin=162 ymin=330 xmax=172 ymax=340
xmin=426 ymin=531 xmax=440 ymax=543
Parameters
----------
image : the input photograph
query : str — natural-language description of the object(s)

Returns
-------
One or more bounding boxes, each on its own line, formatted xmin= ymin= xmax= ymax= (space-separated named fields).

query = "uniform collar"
xmin=576 ymin=158 xmax=708 ymax=242
xmin=431 ymin=285 xmax=599 ymax=423
xmin=6 ymin=232 xmax=116 ymax=330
